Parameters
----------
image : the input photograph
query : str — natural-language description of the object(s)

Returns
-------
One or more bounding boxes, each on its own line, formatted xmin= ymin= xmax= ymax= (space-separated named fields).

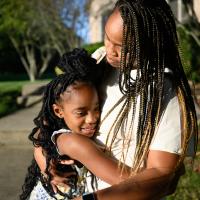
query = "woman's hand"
xmin=34 ymin=146 xmax=76 ymax=193
xmin=165 ymin=163 xmax=185 ymax=196
xmin=49 ymin=159 xmax=76 ymax=193
xmin=73 ymin=197 xmax=82 ymax=200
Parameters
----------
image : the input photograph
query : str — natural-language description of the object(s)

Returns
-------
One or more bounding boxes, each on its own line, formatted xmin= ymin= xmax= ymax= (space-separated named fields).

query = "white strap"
xmin=51 ymin=128 xmax=71 ymax=144
xmin=91 ymin=46 xmax=106 ymax=64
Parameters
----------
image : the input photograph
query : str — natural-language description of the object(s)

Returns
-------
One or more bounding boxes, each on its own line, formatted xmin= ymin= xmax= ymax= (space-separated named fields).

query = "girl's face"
xmin=53 ymin=83 xmax=100 ymax=138
xmin=104 ymin=9 xmax=123 ymax=68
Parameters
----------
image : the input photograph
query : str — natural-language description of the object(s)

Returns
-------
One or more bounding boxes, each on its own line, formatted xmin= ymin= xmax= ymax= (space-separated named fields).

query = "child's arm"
xmin=56 ymin=133 xmax=131 ymax=185
xmin=34 ymin=146 xmax=46 ymax=173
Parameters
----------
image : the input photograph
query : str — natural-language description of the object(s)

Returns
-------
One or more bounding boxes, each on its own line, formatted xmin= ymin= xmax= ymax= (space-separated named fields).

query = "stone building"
xmin=88 ymin=0 xmax=116 ymax=43
xmin=88 ymin=0 xmax=200 ymax=43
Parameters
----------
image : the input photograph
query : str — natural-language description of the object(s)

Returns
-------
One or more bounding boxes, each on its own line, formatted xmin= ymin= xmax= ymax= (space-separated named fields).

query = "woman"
xmin=77 ymin=0 xmax=197 ymax=199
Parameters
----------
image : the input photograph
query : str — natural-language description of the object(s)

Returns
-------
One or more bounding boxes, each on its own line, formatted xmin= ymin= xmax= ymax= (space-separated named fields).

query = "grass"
xmin=0 ymin=72 xmax=54 ymax=82
xmin=0 ymin=79 xmax=51 ymax=92
xmin=0 ymin=81 xmax=29 ymax=93
xmin=0 ymin=81 xmax=26 ymax=117
xmin=166 ymin=159 xmax=200 ymax=200
xmin=166 ymin=132 xmax=200 ymax=200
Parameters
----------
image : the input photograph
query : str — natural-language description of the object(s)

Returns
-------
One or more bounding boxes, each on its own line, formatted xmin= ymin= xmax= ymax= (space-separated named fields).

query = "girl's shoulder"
xmin=58 ymin=133 xmax=92 ymax=146
xmin=51 ymin=128 xmax=71 ymax=144
xmin=57 ymin=133 xmax=95 ymax=156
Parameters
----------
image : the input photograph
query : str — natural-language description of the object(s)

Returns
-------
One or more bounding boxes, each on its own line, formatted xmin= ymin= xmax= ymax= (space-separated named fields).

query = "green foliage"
xmin=177 ymin=27 xmax=192 ymax=76
xmin=166 ymin=169 xmax=200 ymax=200
xmin=166 ymin=150 xmax=200 ymax=200
xmin=0 ymin=91 xmax=21 ymax=118
xmin=0 ymin=0 xmax=85 ymax=81
xmin=191 ymin=71 xmax=200 ymax=83
xmin=0 ymin=81 xmax=27 ymax=92
xmin=0 ymin=72 xmax=54 ymax=81
xmin=0 ymin=33 xmax=22 ymax=72
xmin=82 ymin=42 xmax=104 ymax=54
xmin=177 ymin=26 xmax=200 ymax=83
xmin=0 ymin=0 xmax=32 ymax=37
xmin=0 ymin=73 xmax=28 ymax=81
xmin=0 ymin=81 xmax=24 ymax=117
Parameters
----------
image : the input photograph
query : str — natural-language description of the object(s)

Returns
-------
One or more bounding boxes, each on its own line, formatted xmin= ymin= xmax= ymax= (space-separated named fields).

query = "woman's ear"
xmin=52 ymin=104 xmax=63 ymax=118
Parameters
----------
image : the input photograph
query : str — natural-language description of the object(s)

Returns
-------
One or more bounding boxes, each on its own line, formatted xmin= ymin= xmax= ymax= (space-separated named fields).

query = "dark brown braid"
xmin=105 ymin=0 xmax=198 ymax=174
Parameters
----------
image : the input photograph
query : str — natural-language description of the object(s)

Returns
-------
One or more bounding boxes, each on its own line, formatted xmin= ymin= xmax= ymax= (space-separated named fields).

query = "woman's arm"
xmin=75 ymin=150 xmax=182 ymax=200
xmin=57 ymin=133 xmax=131 ymax=185
xmin=35 ymin=134 xmax=183 ymax=199
xmin=33 ymin=133 xmax=131 ymax=185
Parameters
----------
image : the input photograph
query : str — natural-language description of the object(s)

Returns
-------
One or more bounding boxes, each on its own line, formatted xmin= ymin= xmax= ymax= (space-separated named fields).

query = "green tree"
xmin=177 ymin=0 xmax=200 ymax=82
xmin=0 ymin=0 xmax=86 ymax=81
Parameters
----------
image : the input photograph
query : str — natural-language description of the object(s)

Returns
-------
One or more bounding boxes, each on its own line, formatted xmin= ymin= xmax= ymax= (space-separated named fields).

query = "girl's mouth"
xmin=81 ymin=127 xmax=96 ymax=137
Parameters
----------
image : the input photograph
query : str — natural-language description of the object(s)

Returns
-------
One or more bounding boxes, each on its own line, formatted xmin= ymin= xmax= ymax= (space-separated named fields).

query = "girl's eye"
xmin=75 ymin=111 xmax=86 ymax=116
xmin=94 ymin=106 xmax=100 ymax=112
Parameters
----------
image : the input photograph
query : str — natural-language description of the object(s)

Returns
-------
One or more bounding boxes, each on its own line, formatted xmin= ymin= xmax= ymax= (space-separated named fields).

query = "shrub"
xmin=177 ymin=27 xmax=200 ymax=83
xmin=166 ymin=169 xmax=200 ymax=200
xmin=82 ymin=42 xmax=104 ymax=55
xmin=177 ymin=27 xmax=192 ymax=76
xmin=0 ymin=91 xmax=21 ymax=117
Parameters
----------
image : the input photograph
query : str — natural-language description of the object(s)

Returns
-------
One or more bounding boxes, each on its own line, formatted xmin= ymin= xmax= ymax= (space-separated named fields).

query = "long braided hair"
xmin=105 ymin=0 xmax=198 ymax=174
xmin=20 ymin=48 xmax=102 ymax=200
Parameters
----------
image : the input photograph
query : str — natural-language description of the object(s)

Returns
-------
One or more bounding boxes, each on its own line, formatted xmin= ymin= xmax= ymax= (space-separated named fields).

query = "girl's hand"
xmin=60 ymin=159 xmax=74 ymax=165
xmin=73 ymin=197 xmax=82 ymax=200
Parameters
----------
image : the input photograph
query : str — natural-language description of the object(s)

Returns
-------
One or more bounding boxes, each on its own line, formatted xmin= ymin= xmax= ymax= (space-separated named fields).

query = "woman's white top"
xmin=90 ymin=48 xmax=195 ymax=190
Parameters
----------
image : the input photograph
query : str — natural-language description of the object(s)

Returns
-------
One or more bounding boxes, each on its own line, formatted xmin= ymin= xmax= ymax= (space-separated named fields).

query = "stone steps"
xmin=17 ymin=81 xmax=49 ymax=107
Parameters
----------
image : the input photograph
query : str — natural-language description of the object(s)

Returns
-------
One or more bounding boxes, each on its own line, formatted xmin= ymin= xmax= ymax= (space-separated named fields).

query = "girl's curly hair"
xmin=20 ymin=48 xmax=104 ymax=200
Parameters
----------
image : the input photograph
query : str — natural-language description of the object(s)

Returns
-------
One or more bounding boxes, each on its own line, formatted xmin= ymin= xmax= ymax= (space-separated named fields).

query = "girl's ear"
xmin=52 ymin=103 xmax=63 ymax=118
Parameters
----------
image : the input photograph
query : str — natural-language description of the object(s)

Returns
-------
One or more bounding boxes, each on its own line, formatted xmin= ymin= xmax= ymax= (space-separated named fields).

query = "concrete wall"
xmin=89 ymin=0 xmax=116 ymax=43
xmin=194 ymin=0 xmax=200 ymax=23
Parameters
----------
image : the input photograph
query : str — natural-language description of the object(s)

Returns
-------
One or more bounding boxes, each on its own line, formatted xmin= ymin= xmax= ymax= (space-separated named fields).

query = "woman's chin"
xmin=106 ymin=57 xmax=120 ymax=68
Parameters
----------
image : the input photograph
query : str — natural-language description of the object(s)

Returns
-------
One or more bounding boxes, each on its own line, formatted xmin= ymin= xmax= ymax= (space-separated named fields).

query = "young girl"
xmin=20 ymin=48 xmax=130 ymax=200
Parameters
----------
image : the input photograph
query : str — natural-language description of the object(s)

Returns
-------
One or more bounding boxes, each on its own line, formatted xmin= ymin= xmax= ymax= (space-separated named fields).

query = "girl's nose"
xmin=85 ymin=113 xmax=98 ymax=124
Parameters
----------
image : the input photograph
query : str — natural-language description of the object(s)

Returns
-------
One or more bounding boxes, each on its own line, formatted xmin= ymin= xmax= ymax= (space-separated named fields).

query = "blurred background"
xmin=0 ymin=0 xmax=199 ymax=199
